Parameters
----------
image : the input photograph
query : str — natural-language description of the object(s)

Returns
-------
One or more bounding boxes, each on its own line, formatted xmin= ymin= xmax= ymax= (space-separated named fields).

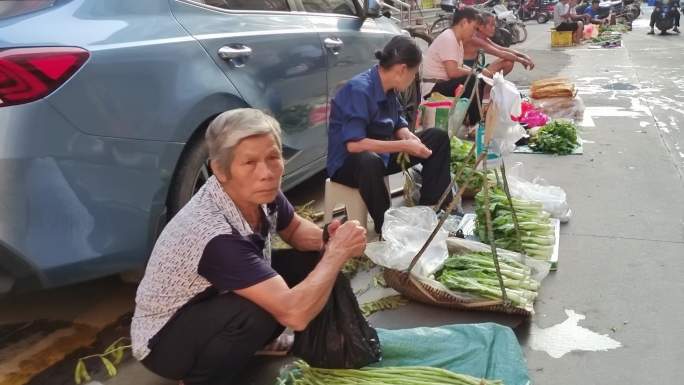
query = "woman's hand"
xmin=403 ymin=139 xmax=432 ymax=159
xmin=325 ymin=220 xmax=367 ymax=264
xmin=395 ymin=127 xmax=420 ymax=142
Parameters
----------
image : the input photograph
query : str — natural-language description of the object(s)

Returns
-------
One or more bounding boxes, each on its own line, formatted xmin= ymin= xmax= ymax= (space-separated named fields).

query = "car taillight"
xmin=0 ymin=47 xmax=89 ymax=107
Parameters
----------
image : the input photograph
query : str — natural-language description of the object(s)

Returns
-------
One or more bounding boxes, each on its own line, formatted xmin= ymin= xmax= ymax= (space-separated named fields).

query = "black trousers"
xmin=430 ymin=75 xmax=485 ymax=126
xmin=555 ymin=21 xmax=579 ymax=32
xmin=331 ymin=128 xmax=452 ymax=233
xmin=650 ymin=7 xmax=681 ymax=27
xmin=141 ymin=249 xmax=319 ymax=385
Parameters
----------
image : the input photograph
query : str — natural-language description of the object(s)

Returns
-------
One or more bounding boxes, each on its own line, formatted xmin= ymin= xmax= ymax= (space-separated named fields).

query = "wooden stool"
xmin=323 ymin=177 xmax=391 ymax=231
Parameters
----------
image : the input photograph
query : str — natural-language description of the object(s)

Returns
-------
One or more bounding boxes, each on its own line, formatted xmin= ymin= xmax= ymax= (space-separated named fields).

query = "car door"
xmin=298 ymin=0 xmax=400 ymax=123
xmin=169 ymin=0 xmax=329 ymax=184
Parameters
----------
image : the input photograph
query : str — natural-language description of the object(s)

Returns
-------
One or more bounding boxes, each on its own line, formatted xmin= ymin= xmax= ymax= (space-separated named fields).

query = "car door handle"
xmin=324 ymin=37 xmax=344 ymax=53
xmin=218 ymin=45 xmax=252 ymax=67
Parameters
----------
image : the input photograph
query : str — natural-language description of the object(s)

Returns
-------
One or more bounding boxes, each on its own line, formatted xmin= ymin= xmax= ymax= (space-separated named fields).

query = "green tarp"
xmin=280 ymin=323 xmax=530 ymax=385
xmin=372 ymin=323 xmax=530 ymax=385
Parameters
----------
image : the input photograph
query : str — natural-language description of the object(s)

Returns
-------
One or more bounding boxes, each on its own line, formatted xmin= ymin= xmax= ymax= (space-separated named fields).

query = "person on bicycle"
xmin=463 ymin=12 xmax=535 ymax=76
xmin=421 ymin=7 xmax=486 ymax=126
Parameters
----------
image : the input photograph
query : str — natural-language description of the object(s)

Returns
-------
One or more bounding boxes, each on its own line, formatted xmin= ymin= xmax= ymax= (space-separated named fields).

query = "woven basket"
xmin=461 ymin=187 xmax=480 ymax=199
xmin=383 ymin=269 xmax=532 ymax=317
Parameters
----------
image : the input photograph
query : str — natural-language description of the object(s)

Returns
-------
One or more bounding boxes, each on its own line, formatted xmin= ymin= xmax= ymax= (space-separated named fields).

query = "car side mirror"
xmin=362 ymin=0 xmax=383 ymax=19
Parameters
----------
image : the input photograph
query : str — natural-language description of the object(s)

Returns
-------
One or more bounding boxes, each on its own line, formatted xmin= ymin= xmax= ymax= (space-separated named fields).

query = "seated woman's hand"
xmin=326 ymin=220 xmax=367 ymax=263
xmin=404 ymin=139 xmax=432 ymax=159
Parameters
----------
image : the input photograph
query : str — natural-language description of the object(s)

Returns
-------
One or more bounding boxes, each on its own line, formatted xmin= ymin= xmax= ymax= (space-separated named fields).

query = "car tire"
xmin=167 ymin=129 xmax=211 ymax=218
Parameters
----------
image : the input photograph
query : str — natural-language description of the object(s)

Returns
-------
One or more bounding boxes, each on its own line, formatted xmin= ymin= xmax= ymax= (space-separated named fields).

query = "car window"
xmin=199 ymin=0 xmax=290 ymax=11
xmin=301 ymin=0 xmax=358 ymax=15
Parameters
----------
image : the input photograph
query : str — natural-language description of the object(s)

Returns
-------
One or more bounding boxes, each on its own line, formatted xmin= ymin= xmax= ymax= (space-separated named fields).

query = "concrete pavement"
xmin=1 ymin=9 xmax=684 ymax=385
xmin=508 ymin=11 xmax=684 ymax=385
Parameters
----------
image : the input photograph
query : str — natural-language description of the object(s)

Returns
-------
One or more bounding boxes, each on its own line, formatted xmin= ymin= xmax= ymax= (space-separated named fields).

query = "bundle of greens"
xmin=600 ymin=24 xmax=629 ymax=33
xmin=435 ymin=252 xmax=540 ymax=309
xmin=360 ymin=295 xmax=409 ymax=317
xmin=475 ymin=186 xmax=555 ymax=261
xmin=529 ymin=120 xmax=578 ymax=155
xmin=450 ymin=137 xmax=484 ymax=192
xmin=284 ymin=360 xmax=504 ymax=385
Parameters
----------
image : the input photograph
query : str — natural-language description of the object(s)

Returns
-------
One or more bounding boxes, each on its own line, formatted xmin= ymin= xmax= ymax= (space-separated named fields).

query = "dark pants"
xmin=331 ymin=128 xmax=452 ymax=233
xmin=556 ymin=21 xmax=579 ymax=32
xmin=650 ymin=7 xmax=681 ymax=27
xmin=141 ymin=249 xmax=319 ymax=385
xmin=430 ymin=76 xmax=485 ymax=126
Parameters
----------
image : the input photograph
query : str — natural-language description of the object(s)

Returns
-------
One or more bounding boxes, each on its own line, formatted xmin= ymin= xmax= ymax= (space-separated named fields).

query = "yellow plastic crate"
xmin=421 ymin=0 xmax=435 ymax=8
xmin=551 ymin=30 xmax=573 ymax=47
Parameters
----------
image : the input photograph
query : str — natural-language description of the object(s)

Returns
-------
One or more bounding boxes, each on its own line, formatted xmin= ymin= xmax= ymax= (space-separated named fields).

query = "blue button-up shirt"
xmin=326 ymin=65 xmax=409 ymax=177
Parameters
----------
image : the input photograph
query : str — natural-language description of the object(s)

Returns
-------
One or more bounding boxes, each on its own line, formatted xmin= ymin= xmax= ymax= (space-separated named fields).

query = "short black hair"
xmin=592 ymin=0 xmax=600 ymax=3
xmin=452 ymin=7 xmax=483 ymax=27
xmin=374 ymin=35 xmax=422 ymax=70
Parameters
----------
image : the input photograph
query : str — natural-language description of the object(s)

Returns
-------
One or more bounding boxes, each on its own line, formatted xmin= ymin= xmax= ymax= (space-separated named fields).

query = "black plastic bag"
xmin=291 ymin=272 xmax=382 ymax=369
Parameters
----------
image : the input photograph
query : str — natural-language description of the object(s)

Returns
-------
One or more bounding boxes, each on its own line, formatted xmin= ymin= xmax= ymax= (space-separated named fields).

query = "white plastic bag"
xmin=507 ymin=162 xmax=572 ymax=222
xmin=482 ymin=73 xmax=526 ymax=155
xmin=364 ymin=206 xmax=449 ymax=279
xmin=530 ymin=95 xmax=585 ymax=123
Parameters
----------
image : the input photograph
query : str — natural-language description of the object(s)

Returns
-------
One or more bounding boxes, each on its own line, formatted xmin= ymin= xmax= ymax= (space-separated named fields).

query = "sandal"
xmin=255 ymin=333 xmax=293 ymax=357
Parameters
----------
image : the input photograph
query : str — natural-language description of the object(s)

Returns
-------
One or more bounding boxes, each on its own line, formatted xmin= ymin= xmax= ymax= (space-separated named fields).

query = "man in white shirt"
xmin=554 ymin=0 xmax=584 ymax=44
xmin=421 ymin=7 xmax=487 ymax=126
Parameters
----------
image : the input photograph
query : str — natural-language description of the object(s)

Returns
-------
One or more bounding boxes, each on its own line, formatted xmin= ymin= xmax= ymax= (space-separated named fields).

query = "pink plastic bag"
xmin=514 ymin=101 xmax=549 ymax=128
xmin=583 ymin=24 xmax=598 ymax=40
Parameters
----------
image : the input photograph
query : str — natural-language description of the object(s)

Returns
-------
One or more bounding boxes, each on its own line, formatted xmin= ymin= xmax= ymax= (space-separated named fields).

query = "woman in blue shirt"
xmin=327 ymin=36 xmax=452 ymax=234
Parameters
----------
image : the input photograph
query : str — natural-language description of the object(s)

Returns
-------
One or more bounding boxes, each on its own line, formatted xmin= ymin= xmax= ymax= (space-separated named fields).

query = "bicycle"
xmin=429 ymin=2 xmax=458 ymax=38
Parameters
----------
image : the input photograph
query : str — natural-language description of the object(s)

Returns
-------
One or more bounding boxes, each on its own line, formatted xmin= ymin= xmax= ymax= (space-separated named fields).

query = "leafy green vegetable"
xmin=529 ymin=120 xmax=578 ymax=155
xmin=285 ymin=359 xmax=505 ymax=385
xmin=450 ymin=137 xmax=485 ymax=191
xmin=475 ymin=185 xmax=555 ymax=262
xmin=360 ymin=295 xmax=408 ymax=317
xmin=436 ymin=252 xmax=540 ymax=309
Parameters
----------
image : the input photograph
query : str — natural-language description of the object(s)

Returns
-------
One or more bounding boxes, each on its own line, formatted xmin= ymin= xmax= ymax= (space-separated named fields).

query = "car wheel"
xmin=167 ymin=131 xmax=212 ymax=218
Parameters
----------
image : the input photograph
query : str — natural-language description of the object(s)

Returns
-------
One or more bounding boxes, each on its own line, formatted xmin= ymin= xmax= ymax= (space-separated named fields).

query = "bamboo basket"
xmin=383 ymin=268 xmax=532 ymax=316
xmin=382 ymin=69 xmax=536 ymax=316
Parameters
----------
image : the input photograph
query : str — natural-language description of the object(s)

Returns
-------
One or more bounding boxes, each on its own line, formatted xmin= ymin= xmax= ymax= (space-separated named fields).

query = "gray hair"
xmin=205 ymin=108 xmax=282 ymax=174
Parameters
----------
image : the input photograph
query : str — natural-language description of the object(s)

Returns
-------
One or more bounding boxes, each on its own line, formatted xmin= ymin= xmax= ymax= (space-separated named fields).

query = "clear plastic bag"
xmin=365 ymin=206 xmax=449 ymax=279
xmin=447 ymin=98 xmax=471 ymax=138
xmin=507 ymin=162 xmax=572 ymax=222
xmin=530 ymin=95 xmax=585 ymax=123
